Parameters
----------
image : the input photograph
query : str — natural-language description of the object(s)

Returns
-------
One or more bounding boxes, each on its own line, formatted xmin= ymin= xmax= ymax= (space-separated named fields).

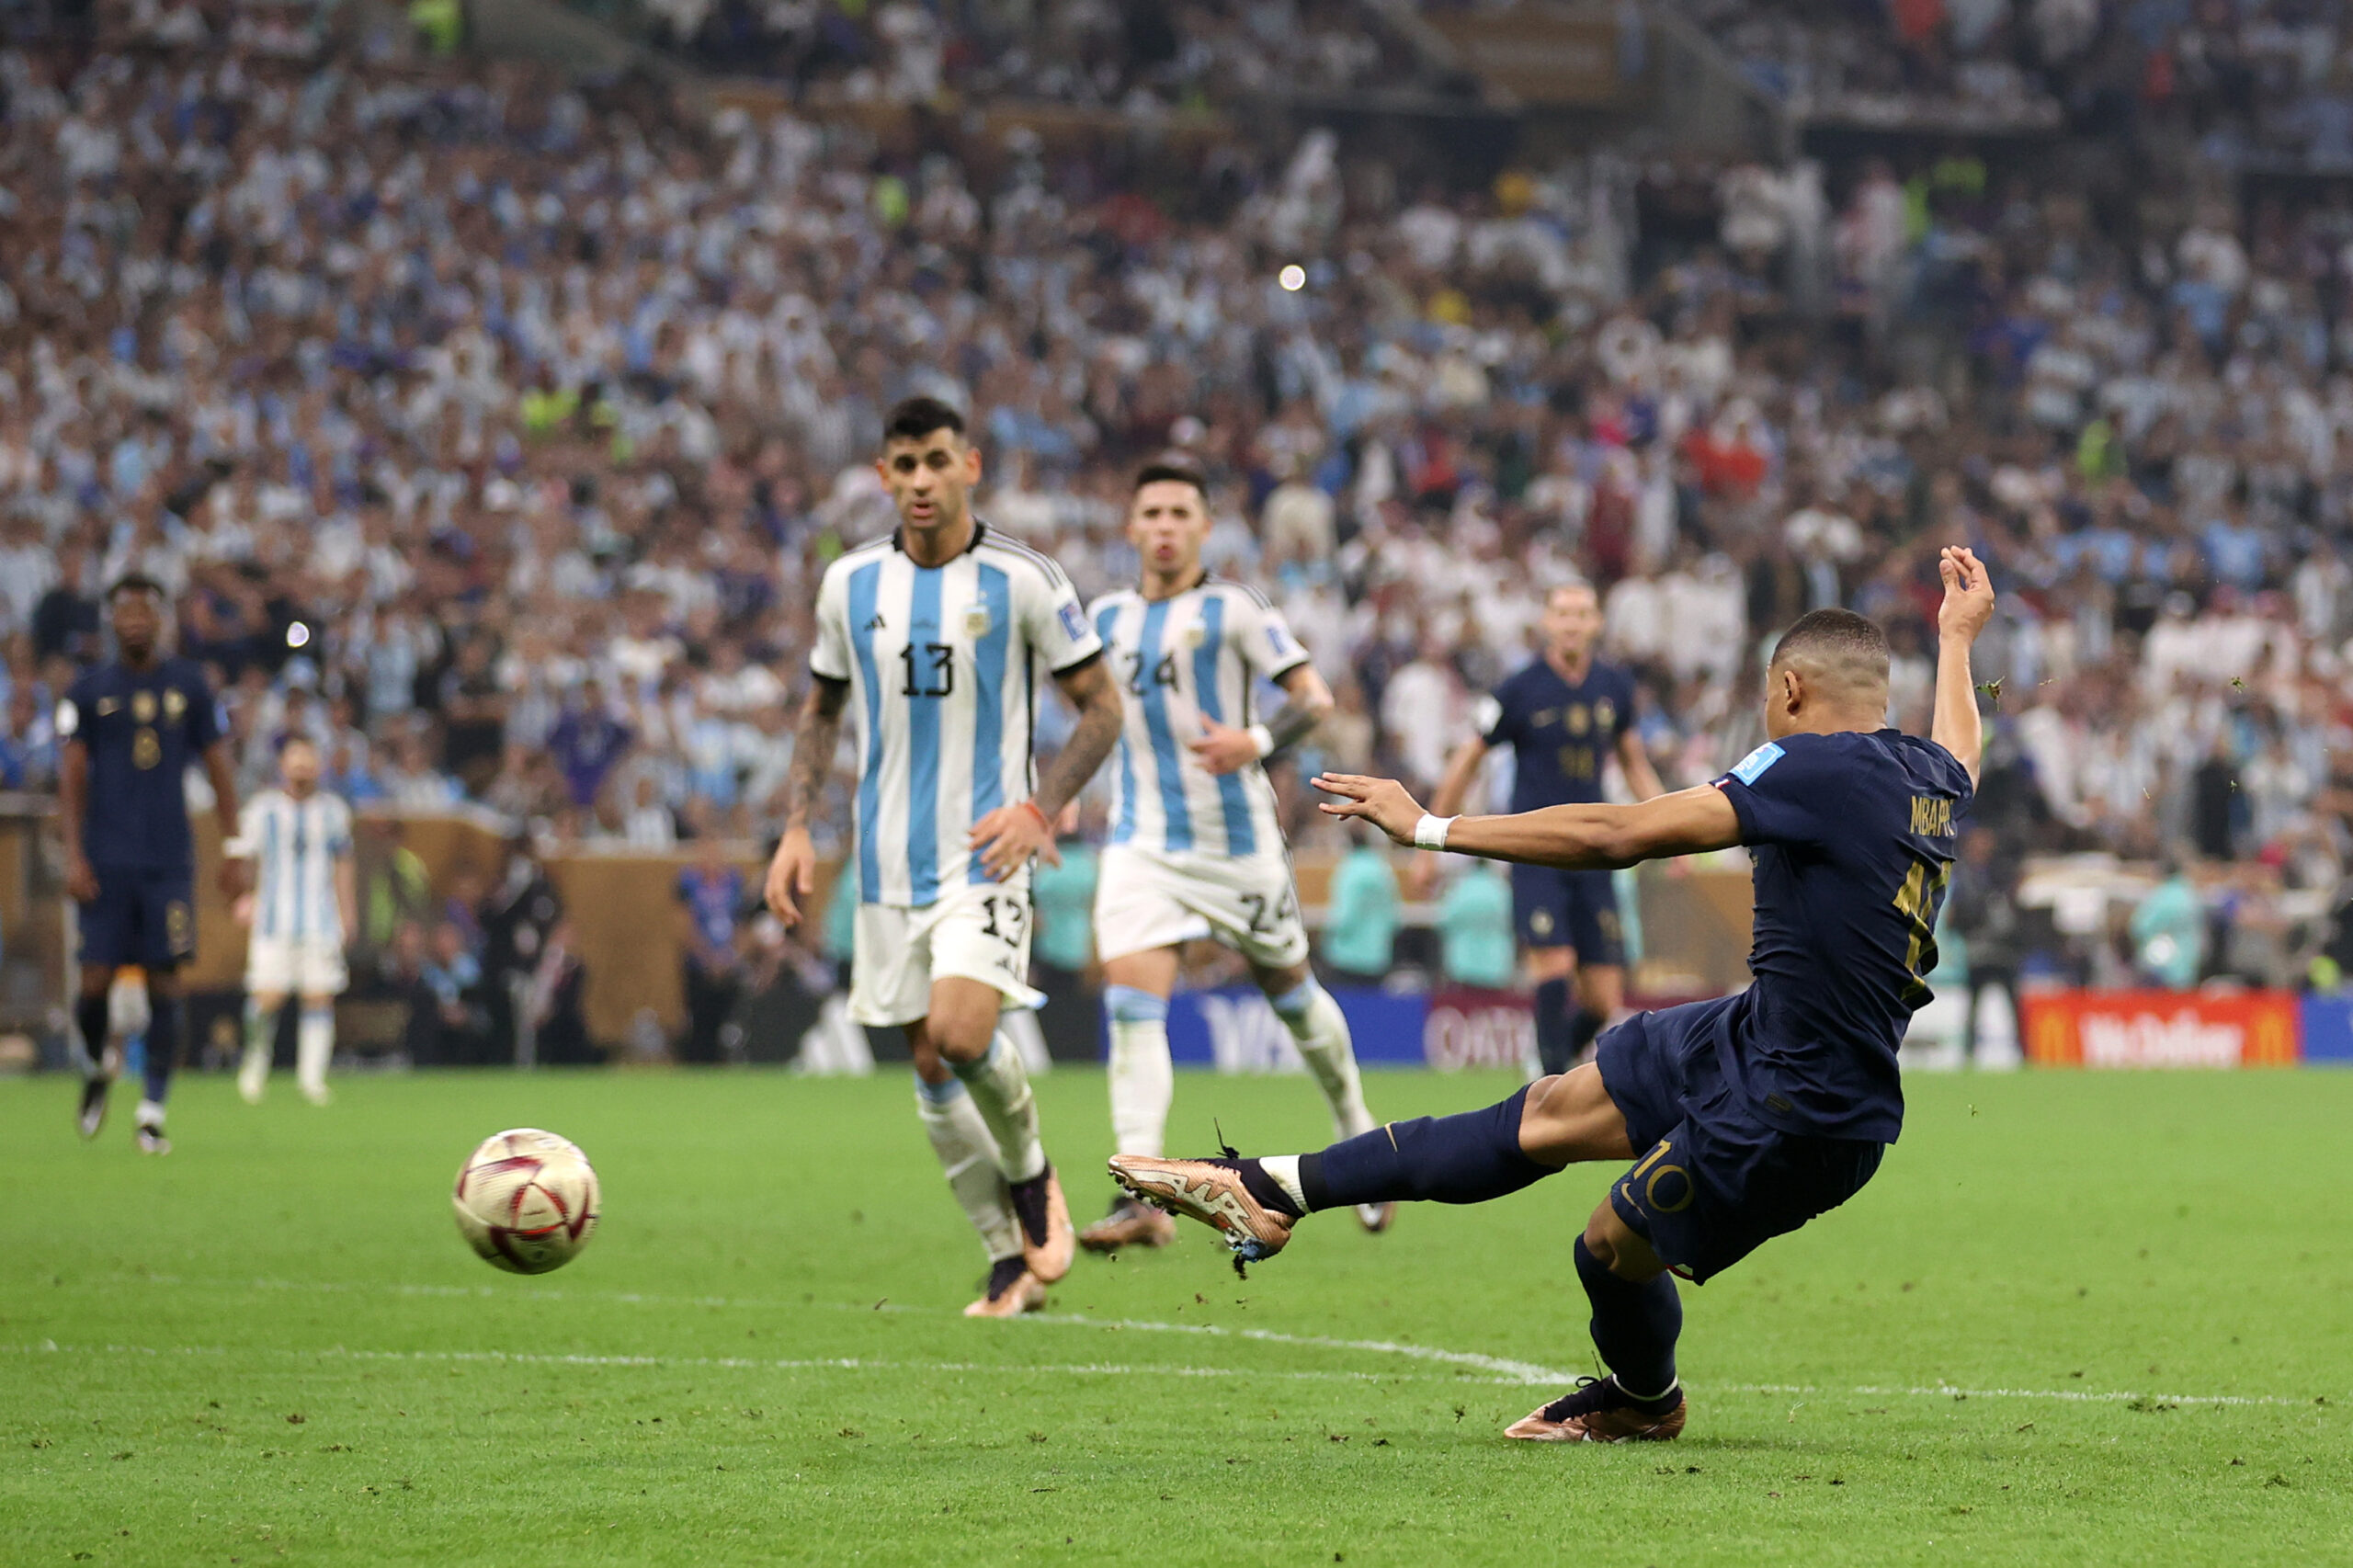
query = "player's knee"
xmin=1584 ymin=1203 xmax=1664 ymax=1282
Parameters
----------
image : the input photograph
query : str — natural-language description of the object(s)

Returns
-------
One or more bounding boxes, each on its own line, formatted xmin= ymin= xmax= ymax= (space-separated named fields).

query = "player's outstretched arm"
xmin=1317 ymin=773 xmax=1742 ymax=870
xmin=1190 ymin=664 xmax=1333 ymax=777
xmin=972 ymin=654 xmax=1123 ymax=881
xmin=1932 ymin=545 xmax=1995 ymax=789
xmin=766 ymin=676 xmax=848 ymax=926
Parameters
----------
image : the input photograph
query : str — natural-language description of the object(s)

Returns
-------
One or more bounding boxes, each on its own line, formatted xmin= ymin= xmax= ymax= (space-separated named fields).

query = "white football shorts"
xmin=849 ymin=879 xmax=1044 ymax=1028
xmin=1093 ymin=844 xmax=1311 ymax=970
xmin=245 ymin=935 xmax=349 ymax=997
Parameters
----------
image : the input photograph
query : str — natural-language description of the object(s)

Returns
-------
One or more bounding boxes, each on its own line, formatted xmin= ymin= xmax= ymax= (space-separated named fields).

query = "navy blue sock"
xmin=1297 ymin=1086 xmax=1552 ymax=1210
xmin=76 ymin=993 xmax=111 ymax=1074
xmin=1568 ymin=1004 xmax=1607 ymax=1063
xmin=1533 ymin=980 xmax=1572 ymax=1075
xmin=1574 ymin=1233 xmax=1682 ymax=1404
xmin=143 ymin=994 xmax=186 ymax=1107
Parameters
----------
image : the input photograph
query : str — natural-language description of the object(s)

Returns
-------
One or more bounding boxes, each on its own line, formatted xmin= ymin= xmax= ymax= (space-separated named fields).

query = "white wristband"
xmin=1245 ymin=723 xmax=1276 ymax=758
xmin=1412 ymin=813 xmax=1455 ymax=851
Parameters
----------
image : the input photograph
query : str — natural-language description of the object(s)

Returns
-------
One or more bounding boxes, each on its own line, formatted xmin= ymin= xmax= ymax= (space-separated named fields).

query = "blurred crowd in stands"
xmin=5 ymin=0 xmax=2353 ymax=1010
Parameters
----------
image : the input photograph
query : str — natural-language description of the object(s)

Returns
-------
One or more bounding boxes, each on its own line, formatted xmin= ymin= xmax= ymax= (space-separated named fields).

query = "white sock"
xmin=297 ymin=1005 xmax=334 ymax=1096
xmin=1104 ymin=985 xmax=1173 ymax=1158
xmin=1257 ymin=1154 xmax=1311 ymax=1215
xmin=914 ymin=1076 xmax=1022 ymax=1262
xmin=950 ymin=1032 xmax=1048 ymax=1184
xmin=1273 ymin=979 xmax=1374 ymax=1139
xmin=135 ymin=1097 xmax=165 ymax=1130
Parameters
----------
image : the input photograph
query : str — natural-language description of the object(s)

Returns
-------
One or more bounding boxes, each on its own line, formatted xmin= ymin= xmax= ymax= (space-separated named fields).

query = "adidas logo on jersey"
xmin=865 ymin=613 xmax=887 ymax=630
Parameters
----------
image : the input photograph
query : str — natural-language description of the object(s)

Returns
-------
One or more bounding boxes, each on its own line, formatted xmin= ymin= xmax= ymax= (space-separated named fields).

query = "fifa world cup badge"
xmin=131 ymin=690 xmax=157 ymax=723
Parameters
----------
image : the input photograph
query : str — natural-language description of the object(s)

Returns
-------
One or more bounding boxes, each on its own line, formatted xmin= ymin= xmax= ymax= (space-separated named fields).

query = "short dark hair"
xmin=1133 ymin=459 xmax=1208 ymax=496
xmin=107 ymin=573 xmax=165 ymax=602
xmin=1768 ymin=608 xmax=1891 ymax=683
xmin=881 ymin=396 xmax=966 ymax=447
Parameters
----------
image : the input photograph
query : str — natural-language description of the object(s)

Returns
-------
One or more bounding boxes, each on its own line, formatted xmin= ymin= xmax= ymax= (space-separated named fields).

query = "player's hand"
xmin=970 ymin=801 xmax=1061 ymax=881
xmin=217 ymin=857 xmax=249 ymax=901
xmin=1937 ymin=545 xmax=1995 ymax=645
xmin=1188 ymin=718 xmax=1262 ymax=778
xmin=232 ymin=893 xmax=255 ymax=929
xmin=64 ymin=855 xmax=98 ymax=903
xmin=1313 ymin=773 xmax=1427 ymax=845
xmin=764 ymin=827 xmax=817 ymax=926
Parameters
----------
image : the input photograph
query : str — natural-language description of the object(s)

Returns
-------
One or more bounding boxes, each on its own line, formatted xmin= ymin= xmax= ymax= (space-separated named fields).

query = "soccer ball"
xmin=451 ymin=1128 xmax=600 ymax=1274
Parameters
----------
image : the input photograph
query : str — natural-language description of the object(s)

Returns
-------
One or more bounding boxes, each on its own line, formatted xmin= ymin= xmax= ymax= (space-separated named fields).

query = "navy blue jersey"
xmin=1478 ymin=659 xmax=1638 ymax=813
xmin=1703 ymin=724 xmax=1976 ymax=1143
xmin=59 ymin=657 xmax=222 ymax=869
xmin=1711 ymin=729 xmax=1972 ymax=1142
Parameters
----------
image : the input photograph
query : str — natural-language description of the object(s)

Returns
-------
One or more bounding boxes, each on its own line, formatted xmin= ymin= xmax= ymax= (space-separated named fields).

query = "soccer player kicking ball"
xmin=1426 ymin=581 xmax=1665 ymax=1075
xmin=1111 ymin=548 xmax=1995 ymax=1443
xmin=231 ymin=736 xmax=358 ymax=1106
xmin=766 ymin=397 xmax=1124 ymax=1319
xmin=60 ymin=575 xmax=246 ymax=1153
xmin=1078 ymin=460 xmax=1391 ymax=1252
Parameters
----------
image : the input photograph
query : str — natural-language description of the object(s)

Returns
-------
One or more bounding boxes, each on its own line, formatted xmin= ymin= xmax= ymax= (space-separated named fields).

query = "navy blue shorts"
xmin=1595 ymin=998 xmax=1884 ymax=1284
xmin=1510 ymin=864 xmax=1622 ymax=963
xmin=79 ymin=864 xmax=196 ymax=970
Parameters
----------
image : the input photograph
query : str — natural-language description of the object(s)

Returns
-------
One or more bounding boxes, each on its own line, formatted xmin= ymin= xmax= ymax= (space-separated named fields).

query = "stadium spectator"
xmin=1437 ymin=861 xmax=1517 ymax=991
xmin=1321 ymin=828 xmax=1402 ymax=985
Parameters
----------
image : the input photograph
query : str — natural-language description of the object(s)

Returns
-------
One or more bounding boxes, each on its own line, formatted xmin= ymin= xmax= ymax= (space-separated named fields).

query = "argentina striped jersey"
xmin=237 ymin=789 xmax=354 ymax=943
xmin=1088 ymin=576 xmax=1309 ymax=858
xmin=811 ymin=524 xmax=1102 ymax=907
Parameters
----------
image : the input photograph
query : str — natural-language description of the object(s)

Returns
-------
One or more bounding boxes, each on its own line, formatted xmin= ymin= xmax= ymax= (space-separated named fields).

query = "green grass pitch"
xmin=5 ymin=1065 xmax=2350 ymax=1566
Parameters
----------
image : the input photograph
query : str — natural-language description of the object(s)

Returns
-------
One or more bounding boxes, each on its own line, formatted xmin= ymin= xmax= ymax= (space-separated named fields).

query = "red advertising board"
xmin=2020 ymin=991 xmax=2300 ymax=1068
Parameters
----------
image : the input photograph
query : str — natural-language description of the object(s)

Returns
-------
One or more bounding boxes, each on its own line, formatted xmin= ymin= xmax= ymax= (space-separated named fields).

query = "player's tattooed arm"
xmin=766 ymin=676 xmax=848 ymax=925
xmin=972 ymin=654 xmax=1121 ymax=881
xmin=1036 ymin=654 xmax=1122 ymax=819
xmin=203 ymin=740 xmax=247 ymax=900
xmin=1190 ymin=664 xmax=1332 ymax=777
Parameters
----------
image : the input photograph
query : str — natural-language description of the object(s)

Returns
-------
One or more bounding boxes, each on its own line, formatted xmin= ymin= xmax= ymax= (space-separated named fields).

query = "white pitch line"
xmin=3 ymin=1339 xmax=1500 ymax=1386
xmin=51 ymin=1276 xmax=2344 ymax=1409
xmin=1021 ymin=1312 xmax=1574 ymax=1384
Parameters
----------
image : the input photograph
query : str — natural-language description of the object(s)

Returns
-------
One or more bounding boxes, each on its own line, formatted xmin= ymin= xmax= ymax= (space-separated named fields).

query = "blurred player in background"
xmin=232 ymin=736 xmax=357 ymax=1106
xmin=766 ymin=398 xmax=1124 ymax=1317
xmin=60 ymin=575 xmax=245 ymax=1153
xmin=1428 ymin=583 xmax=1664 ymax=1075
xmin=1112 ymin=549 xmax=1995 ymax=1445
xmin=1078 ymin=460 xmax=1391 ymax=1251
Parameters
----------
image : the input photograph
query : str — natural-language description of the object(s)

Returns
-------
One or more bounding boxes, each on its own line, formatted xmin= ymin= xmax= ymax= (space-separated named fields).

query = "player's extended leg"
xmin=904 ymin=1037 xmax=1035 ymax=1318
xmin=74 ymin=966 xmax=119 ymax=1140
xmin=240 ymin=990 xmax=286 ymax=1105
xmin=924 ymin=976 xmax=1075 ymax=1287
xmin=1251 ymin=958 xmax=1391 ymax=1234
xmin=296 ymin=992 xmax=335 ymax=1106
xmin=1109 ymin=1063 xmax=1632 ymax=1261
xmin=137 ymin=971 xmax=189 ymax=1154
xmin=1081 ymin=948 xmax=1179 ymax=1252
